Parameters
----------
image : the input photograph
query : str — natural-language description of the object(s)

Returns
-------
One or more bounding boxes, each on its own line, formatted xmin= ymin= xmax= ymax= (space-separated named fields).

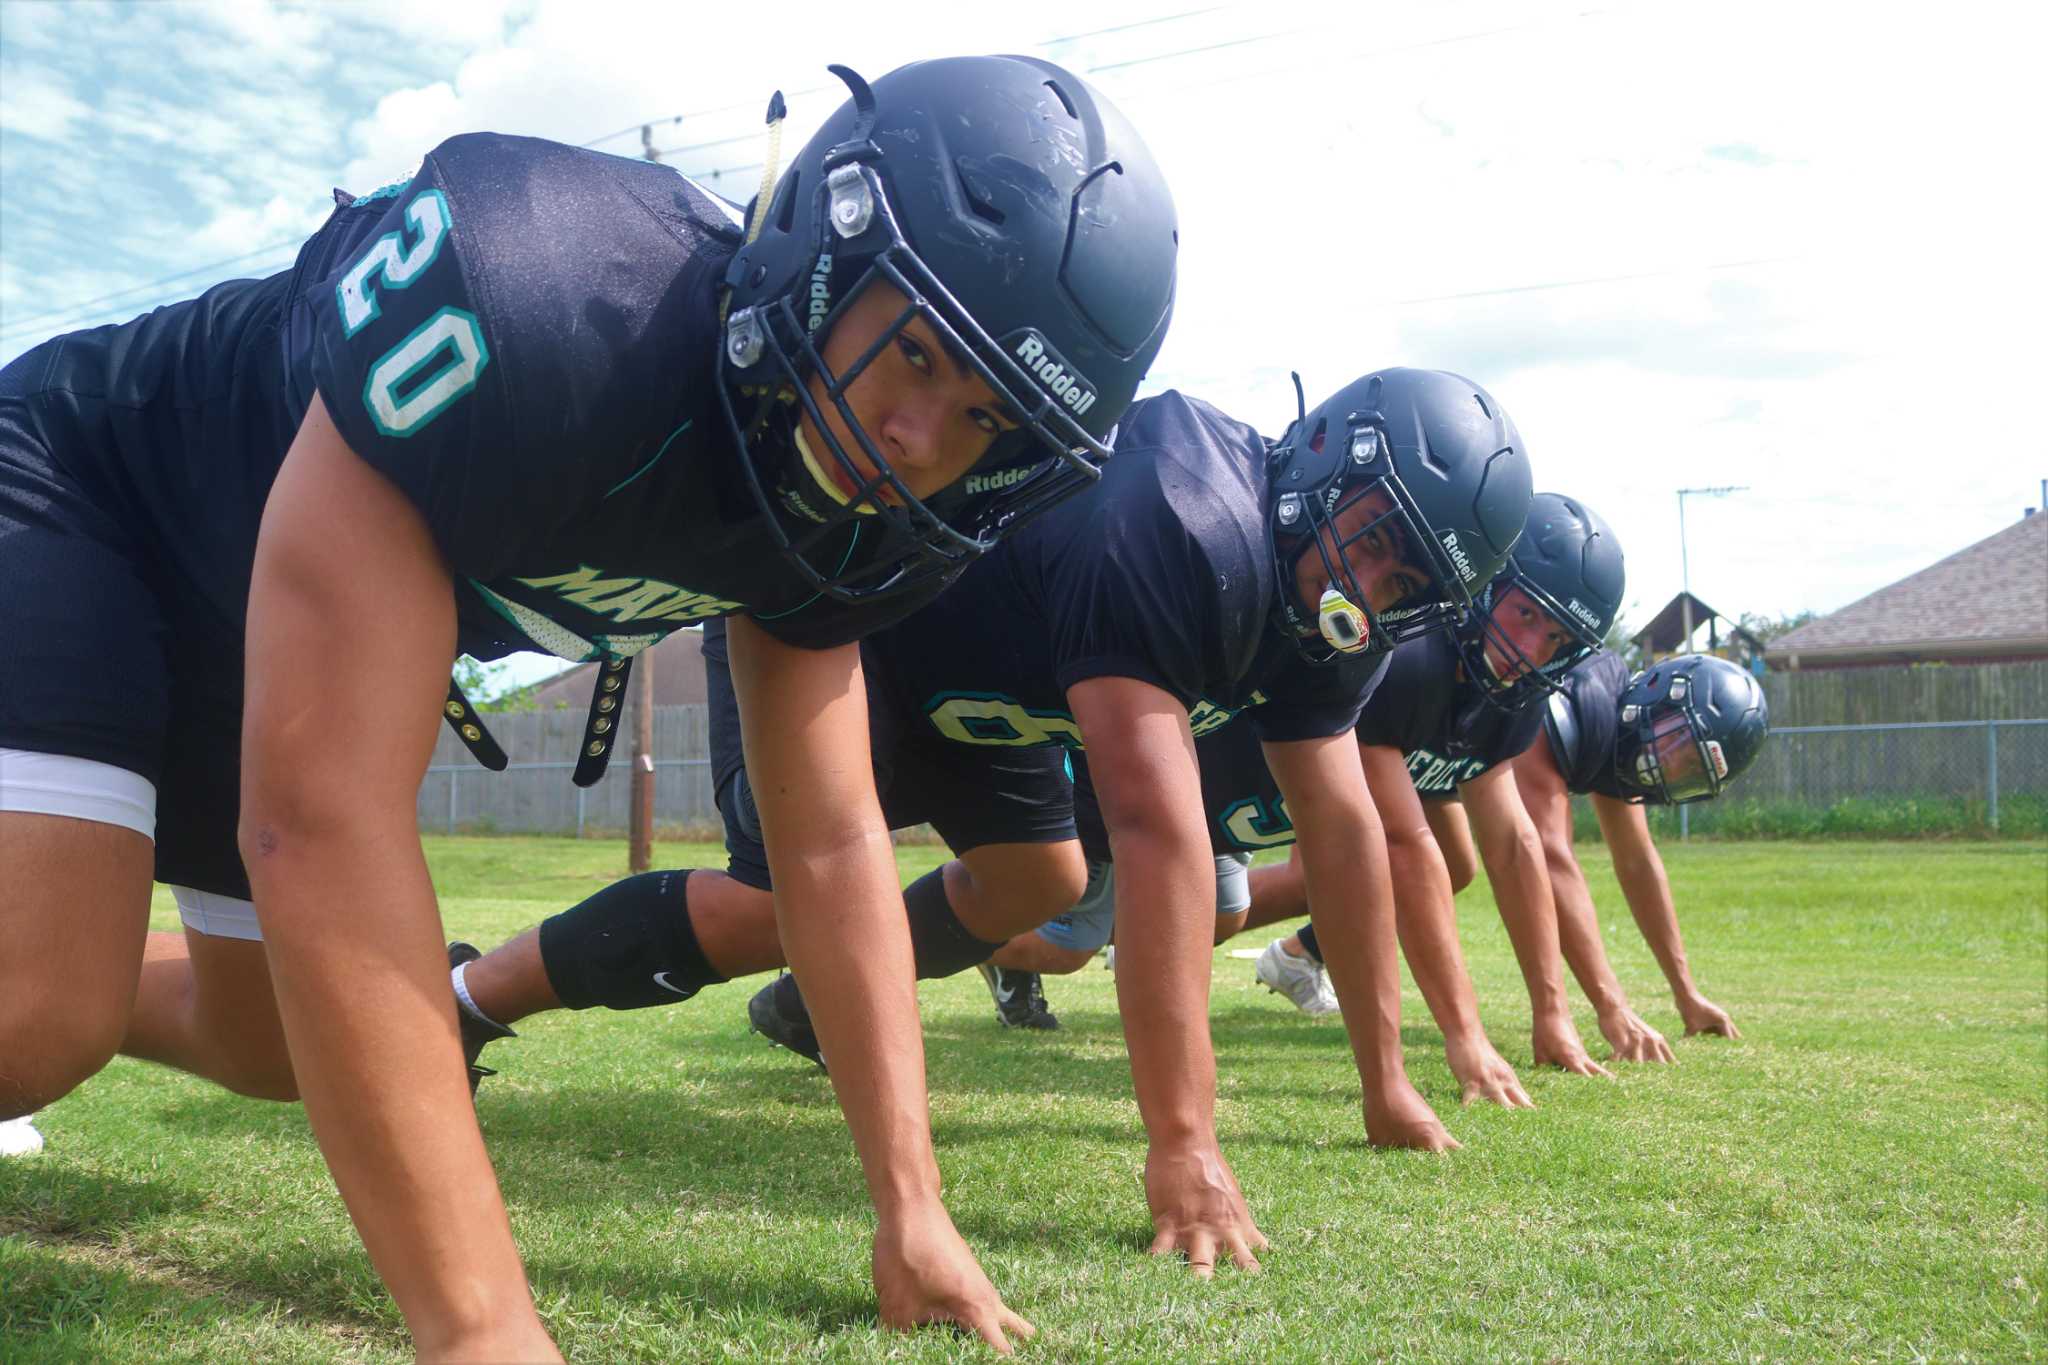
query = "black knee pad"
xmin=538 ymin=869 xmax=724 ymax=1010
xmin=905 ymin=867 xmax=1006 ymax=980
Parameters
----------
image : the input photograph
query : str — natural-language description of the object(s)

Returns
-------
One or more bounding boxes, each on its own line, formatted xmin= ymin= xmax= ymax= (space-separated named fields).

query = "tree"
xmin=1737 ymin=609 xmax=1818 ymax=646
xmin=452 ymin=655 xmax=540 ymax=713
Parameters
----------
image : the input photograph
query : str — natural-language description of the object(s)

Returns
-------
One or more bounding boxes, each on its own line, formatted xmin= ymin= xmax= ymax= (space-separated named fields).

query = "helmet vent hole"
xmin=1308 ymin=418 xmax=1327 ymax=455
xmin=773 ymin=170 xmax=799 ymax=234
xmin=1044 ymin=79 xmax=1077 ymax=119
xmin=957 ymin=168 xmax=1006 ymax=225
xmin=1471 ymin=392 xmax=1493 ymax=419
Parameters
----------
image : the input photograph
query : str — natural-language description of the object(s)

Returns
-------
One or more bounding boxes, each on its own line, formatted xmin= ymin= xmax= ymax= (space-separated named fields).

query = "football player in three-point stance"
xmin=1010 ymin=494 xmax=1621 ymax=1096
xmin=1346 ymin=649 xmax=1768 ymax=1055
xmin=1237 ymin=494 xmax=1630 ymax=1081
xmin=0 ymin=56 xmax=1176 ymax=1357
xmin=450 ymin=368 xmax=1535 ymax=1272
xmin=1499 ymin=649 xmax=1768 ymax=1042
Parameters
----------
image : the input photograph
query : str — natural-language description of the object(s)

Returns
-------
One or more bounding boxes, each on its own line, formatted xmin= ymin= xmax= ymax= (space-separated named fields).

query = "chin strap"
xmin=719 ymin=90 xmax=788 ymax=329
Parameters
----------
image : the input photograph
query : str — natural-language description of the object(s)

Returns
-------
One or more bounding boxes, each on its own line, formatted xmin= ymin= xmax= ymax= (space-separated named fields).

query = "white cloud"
xmin=4 ymin=0 xmax=2045 ymax=626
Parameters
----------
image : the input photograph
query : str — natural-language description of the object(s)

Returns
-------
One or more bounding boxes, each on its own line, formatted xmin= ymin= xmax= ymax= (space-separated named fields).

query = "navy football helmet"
xmin=1266 ymin=368 xmax=1533 ymax=662
xmin=1458 ymin=492 xmax=1626 ymax=710
xmin=1613 ymin=654 xmax=1770 ymax=804
xmin=717 ymin=56 xmax=1178 ymax=603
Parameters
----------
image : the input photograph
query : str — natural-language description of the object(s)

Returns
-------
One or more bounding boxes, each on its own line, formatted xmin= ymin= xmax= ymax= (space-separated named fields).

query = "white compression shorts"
xmin=0 ymin=747 xmax=263 ymax=941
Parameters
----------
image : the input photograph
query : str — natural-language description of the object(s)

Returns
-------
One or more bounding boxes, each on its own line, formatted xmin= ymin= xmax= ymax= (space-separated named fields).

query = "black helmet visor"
xmin=1630 ymin=703 xmax=1729 ymax=804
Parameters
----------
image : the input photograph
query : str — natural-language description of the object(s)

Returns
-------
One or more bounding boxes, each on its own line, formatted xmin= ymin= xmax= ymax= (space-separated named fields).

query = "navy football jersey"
xmin=1101 ymin=629 xmax=1546 ymax=860
xmin=1355 ymin=632 xmax=1544 ymax=798
xmin=865 ymin=390 xmax=1388 ymax=757
xmin=1542 ymin=648 xmax=1635 ymax=800
xmin=17 ymin=132 xmax=937 ymax=660
xmin=1071 ymin=714 xmax=1297 ymax=862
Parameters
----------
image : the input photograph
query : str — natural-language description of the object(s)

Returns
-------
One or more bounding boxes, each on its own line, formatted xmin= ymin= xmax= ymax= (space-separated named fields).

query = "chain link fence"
xmin=417 ymin=706 xmax=2048 ymax=841
xmin=415 ymin=704 xmax=719 ymax=837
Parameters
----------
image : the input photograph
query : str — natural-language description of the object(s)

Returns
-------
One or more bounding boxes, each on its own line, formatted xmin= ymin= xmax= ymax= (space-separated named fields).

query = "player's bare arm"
xmin=1459 ymin=763 xmax=1613 ymax=1079
xmin=1357 ymin=743 xmax=1533 ymax=1108
xmin=1266 ymin=734 xmax=1461 ymax=1147
xmin=1071 ymin=675 xmax=1267 ymax=1278
xmin=242 ymin=393 xmax=557 ymax=1362
xmin=1592 ymin=792 xmax=1738 ymax=1038
xmin=1513 ymin=740 xmax=1674 ymax=1063
xmin=728 ymin=616 xmax=1032 ymax=1352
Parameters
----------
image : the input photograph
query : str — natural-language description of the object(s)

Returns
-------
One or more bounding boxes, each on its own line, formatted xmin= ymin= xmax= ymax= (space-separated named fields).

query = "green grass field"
xmin=4 ymin=840 xmax=2044 ymax=1362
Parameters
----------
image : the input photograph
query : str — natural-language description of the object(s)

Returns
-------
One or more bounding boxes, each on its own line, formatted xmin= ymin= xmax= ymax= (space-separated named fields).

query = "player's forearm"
xmin=1480 ymin=832 xmax=1572 ymax=1019
xmin=774 ymin=831 xmax=945 ymax=1216
xmin=1385 ymin=838 xmax=1487 ymax=1048
xmin=1547 ymin=857 xmax=1630 ymax=1016
xmin=1110 ymin=830 xmax=1220 ymax=1149
xmin=245 ymin=814 xmax=538 ymax=1345
xmin=1612 ymin=852 xmax=1698 ymax=999
xmin=1301 ymin=825 xmax=1405 ymax=1087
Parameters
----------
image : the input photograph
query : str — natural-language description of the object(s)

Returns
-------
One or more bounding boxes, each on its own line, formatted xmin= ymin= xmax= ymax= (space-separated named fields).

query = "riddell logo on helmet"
xmin=1011 ymin=333 xmax=1097 ymax=418
xmin=1566 ymin=597 xmax=1604 ymax=630
xmin=807 ymin=253 xmax=833 ymax=333
xmin=966 ymin=465 xmax=1036 ymax=495
xmin=1440 ymin=531 xmax=1478 ymax=584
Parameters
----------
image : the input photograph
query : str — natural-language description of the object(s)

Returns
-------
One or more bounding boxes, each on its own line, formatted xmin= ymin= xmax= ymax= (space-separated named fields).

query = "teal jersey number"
xmin=1220 ymin=795 xmax=1294 ymax=849
xmin=363 ymin=307 xmax=490 ymax=437
xmin=338 ymin=189 xmax=452 ymax=336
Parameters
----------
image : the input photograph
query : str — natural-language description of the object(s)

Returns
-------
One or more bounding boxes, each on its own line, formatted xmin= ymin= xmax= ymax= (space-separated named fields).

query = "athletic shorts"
xmin=0 ymin=355 xmax=253 ymax=903
xmin=712 ymin=661 xmax=1077 ymax=892
xmin=1036 ymin=850 xmax=1254 ymax=953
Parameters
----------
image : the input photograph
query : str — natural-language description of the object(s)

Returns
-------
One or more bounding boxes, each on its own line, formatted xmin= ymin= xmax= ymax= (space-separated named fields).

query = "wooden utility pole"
xmin=629 ymin=649 xmax=655 ymax=872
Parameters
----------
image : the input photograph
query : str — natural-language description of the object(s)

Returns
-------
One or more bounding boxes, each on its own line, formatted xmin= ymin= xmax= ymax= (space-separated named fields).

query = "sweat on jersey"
xmin=871 ymin=390 xmax=1393 ymax=863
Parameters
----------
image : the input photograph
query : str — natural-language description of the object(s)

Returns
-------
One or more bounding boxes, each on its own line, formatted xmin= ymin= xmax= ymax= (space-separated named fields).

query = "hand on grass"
xmin=874 ymin=1203 xmax=1035 ymax=1354
xmin=1532 ymin=1014 xmax=1615 ymax=1079
xmin=1364 ymin=1075 xmax=1462 ymax=1150
xmin=1444 ymin=1035 xmax=1536 ymax=1109
xmin=1145 ymin=1141 xmax=1269 ymax=1277
xmin=1598 ymin=1005 xmax=1676 ymax=1063
xmin=1678 ymin=993 xmax=1741 ymax=1039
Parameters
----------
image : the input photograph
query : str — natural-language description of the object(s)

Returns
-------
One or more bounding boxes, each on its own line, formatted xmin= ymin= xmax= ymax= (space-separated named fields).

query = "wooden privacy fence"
xmin=1762 ymin=660 xmax=2048 ymax=726
xmin=416 ymin=703 xmax=716 ymax=836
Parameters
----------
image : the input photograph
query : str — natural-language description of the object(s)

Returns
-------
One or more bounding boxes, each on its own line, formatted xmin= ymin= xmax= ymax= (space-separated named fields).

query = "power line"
xmin=5 ymin=4 xmax=1628 ymax=345
xmin=0 ymin=242 xmax=299 ymax=339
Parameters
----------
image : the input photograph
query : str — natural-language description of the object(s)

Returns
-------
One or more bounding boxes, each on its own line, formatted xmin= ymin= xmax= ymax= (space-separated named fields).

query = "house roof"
xmin=524 ymin=628 xmax=708 ymax=709
xmin=1768 ymin=513 xmax=2048 ymax=665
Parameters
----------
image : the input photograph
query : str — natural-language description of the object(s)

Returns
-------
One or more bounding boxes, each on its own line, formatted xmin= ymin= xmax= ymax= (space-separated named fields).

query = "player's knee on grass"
xmin=0 ymin=807 xmax=155 ymax=1114
xmin=0 ymin=994 xmax=130 ymax=1116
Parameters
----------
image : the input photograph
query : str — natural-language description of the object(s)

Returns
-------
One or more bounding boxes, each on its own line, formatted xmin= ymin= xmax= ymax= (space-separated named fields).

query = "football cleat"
xmin=1255 ymin=937 xmax=1340 ymax=1017
xmin=976 ymin=963 xmax=1061 ymax=1031
xmin=448 ymin=941 xmax=515 ymax=1097
xmin=748 ymin=972 xmax=827 ymax=1072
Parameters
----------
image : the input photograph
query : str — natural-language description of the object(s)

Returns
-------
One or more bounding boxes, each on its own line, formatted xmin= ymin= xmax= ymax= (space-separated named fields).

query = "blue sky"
xmin=4 ymin=0 xmax=2044 ymax=688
